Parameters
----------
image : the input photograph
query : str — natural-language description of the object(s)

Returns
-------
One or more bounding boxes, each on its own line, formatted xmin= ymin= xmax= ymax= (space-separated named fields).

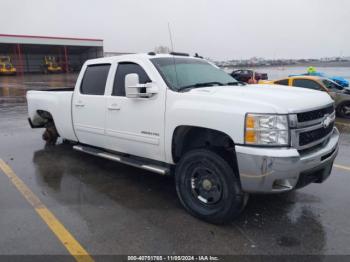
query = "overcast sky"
xmin=1 ymin=0 xmax=349 ymax=60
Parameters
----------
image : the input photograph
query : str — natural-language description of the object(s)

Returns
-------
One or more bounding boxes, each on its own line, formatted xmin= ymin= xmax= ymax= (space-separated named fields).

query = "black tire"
xmin=62 ymin=139 xmax=72 ymax=144
xmin=337 ymin=102 xmax=350 ymax=119
xmin=42 ymin=123 xmax=59 ymax=145
xmin=175 ymin=149 xmax=248 ymax=224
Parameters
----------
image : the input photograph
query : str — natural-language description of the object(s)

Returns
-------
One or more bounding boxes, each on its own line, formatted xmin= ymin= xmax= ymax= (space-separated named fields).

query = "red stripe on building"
xmin=0 ymin=33 xmax=103 ymax=42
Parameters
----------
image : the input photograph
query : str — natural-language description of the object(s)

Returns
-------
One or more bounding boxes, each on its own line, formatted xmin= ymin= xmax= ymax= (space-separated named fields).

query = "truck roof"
xmin=86 ymin=53 xmax=201 ymax=65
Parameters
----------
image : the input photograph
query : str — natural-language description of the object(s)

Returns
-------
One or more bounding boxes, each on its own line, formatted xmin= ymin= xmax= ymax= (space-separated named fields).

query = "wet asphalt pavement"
xmin=0 ymin=74 xmax=350 ymax=258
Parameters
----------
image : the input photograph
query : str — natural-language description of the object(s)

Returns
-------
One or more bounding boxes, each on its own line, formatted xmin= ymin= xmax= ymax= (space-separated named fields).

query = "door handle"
xmin=108 ymin=103 xmax=120 ymax=110
xmin=75 ymin=100 xmax=85 ymax=107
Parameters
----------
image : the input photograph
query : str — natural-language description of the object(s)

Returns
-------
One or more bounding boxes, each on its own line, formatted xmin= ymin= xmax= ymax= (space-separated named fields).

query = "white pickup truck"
xmin=27 ymin=53 xmax=339 ymax=224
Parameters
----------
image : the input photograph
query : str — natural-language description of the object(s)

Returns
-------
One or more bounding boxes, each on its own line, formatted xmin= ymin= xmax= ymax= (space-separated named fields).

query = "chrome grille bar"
xmin=290 ymin=107 xmax=336 ymax=150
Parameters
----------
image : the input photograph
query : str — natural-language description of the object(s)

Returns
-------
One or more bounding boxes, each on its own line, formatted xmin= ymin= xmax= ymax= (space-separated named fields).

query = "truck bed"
xmin=27 ymin=89 xmax=77 ymax=142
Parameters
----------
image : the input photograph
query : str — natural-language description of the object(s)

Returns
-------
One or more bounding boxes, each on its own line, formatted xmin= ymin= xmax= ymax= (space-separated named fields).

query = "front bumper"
xmin=235 ymin=127 xmax=339 ymax=193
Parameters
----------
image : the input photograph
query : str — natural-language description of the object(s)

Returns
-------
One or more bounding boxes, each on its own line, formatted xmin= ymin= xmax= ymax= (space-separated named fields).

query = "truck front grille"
xmin=299 ymin=122 xmax=334 ymax=146
xmin=291 ymin=104 xmax=335 ymax=150
xmin=297 ymin=105 xmax=334 ymax=123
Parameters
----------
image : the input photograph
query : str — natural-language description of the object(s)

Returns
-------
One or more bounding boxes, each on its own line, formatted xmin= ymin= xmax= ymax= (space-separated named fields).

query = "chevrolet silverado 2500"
xmin=27 ymin=53 xmax=339 ymax=224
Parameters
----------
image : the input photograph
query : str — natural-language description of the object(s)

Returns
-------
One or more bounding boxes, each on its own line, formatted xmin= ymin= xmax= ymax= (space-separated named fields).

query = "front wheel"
xmin=337 ymin=102 xmax=350 ymax=119
xmin=175 ymin=149 xmax=248 ymax=224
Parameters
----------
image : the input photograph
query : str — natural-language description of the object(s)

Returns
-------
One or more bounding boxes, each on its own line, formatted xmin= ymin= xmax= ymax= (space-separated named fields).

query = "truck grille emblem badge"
xmin=322 ymin=115 xmax=331 ymax=128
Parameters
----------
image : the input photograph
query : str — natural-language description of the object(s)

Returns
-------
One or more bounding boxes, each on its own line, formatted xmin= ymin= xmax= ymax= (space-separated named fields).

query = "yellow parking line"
xmin=0 ymin=159 xmax=94 ymax=262
xmin=334 ymin=164 xmax=350 ymax=172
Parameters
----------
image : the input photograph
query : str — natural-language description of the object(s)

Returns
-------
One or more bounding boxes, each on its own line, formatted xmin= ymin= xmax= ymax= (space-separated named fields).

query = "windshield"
xmin=151 ymin=57 xmax=237 ymax=91
xmin=322 ymin=79 xmax=343 ymax=91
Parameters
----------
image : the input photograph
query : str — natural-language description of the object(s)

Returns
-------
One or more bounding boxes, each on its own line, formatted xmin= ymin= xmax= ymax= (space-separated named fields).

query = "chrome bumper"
xmin=235 ymin=127 xmax=339 ymax=193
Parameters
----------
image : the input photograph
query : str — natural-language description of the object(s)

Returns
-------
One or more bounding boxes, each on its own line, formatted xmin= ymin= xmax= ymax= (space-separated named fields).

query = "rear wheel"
xmin=175 ymin=149 xmax=248 ymax=224
xmin=42 ymin=122 xmax=59 ymax=145
xmin=337 ymin=102 xmax=350 ymax=119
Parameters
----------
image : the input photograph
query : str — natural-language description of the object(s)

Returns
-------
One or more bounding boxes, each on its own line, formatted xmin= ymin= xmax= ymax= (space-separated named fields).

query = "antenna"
xmin=168 ymin=23 xmax=175 ymax=52
xmin=168 ymin=22 xmax=179 ymax=88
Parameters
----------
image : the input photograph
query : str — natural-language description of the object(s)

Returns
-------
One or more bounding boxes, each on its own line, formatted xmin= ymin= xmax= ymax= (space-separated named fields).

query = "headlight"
xmin=245 ymin=114 xmax=289 ymax=146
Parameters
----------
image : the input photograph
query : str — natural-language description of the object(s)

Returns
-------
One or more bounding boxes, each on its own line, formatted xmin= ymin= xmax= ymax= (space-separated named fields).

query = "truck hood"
xmin=188 ymin=84 xmax=333 ymax=113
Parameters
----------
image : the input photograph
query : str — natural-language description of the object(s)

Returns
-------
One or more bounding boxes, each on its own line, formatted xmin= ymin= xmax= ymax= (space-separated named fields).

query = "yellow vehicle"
xmin=43 ymin=56 xmax=62 ymax=74
xmin=0 ymin=56 xmax=16 ymax=75
xmin=260 ymin=75 xmax=350 ymax=119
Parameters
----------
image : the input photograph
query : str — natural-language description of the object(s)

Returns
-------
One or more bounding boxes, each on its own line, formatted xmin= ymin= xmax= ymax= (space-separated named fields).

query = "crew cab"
xmin=27 ymin=53 xmax=339 ymax=224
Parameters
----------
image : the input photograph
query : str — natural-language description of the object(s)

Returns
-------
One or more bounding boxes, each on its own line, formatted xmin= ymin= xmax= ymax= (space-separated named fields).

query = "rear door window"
xmin=80 ymin=64 xmax=111 ymax=95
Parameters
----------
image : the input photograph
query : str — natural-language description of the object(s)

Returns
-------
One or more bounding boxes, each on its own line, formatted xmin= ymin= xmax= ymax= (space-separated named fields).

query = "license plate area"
xmin=295 ymin=161 xmax=333 ymax=189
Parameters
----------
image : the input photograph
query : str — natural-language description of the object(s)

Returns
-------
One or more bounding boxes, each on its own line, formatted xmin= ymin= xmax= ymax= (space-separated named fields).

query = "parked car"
xmin=231 ymin=69 xmax=268 ymax=83
xmin=27 ymin=53 xmax=339 ymax=224
xmin=0 ymin=56 xmax=16 ymax=75
xmin=260 ymin=75 xmax=350 ymax=119
xmin=289 ymin=71 xmax=349 ymax=88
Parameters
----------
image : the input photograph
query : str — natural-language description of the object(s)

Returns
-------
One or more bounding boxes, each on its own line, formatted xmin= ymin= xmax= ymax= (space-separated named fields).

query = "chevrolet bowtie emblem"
xmin=322 ymin=114 xmax=332 ymax=128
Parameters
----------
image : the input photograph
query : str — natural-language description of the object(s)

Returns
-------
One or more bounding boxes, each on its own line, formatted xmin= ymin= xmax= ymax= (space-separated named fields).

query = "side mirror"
xmin=125 ymin=73 xmax=158 ymax=98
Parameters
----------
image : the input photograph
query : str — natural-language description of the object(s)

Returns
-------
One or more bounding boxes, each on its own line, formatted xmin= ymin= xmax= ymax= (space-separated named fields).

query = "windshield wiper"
xmin=178 ymin=81 xmax=224 ymax=92
xmin=226 ymin=81 xmax=246 ymax=86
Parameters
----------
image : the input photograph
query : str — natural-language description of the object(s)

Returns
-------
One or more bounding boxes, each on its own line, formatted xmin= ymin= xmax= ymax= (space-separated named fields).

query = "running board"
xmin=73 ymin=145 xmax=169 ymax=175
